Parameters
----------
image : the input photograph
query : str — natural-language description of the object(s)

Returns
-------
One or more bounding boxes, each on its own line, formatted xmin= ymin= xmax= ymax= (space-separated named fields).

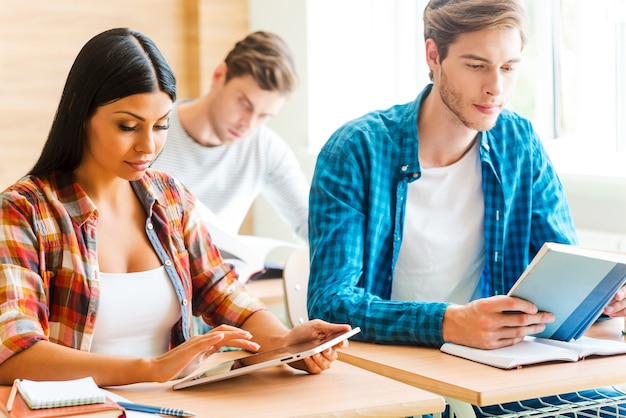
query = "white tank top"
xmin=90 ymin=266 xmax=181 ymax=357
xmin=392 ymin=141 xmax=485 ymax=304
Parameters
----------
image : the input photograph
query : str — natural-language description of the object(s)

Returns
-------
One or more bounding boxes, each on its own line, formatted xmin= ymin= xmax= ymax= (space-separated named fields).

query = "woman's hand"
xmin=147 ymin=325 xmax=260 ymax=382
xmin=283 ymin=319 xmax=352 ymax=374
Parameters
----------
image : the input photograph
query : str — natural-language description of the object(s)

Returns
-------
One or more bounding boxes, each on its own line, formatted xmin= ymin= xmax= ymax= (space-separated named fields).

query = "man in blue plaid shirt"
xmin=308 ymin=0 xmax=626 ymax=416
xmin=308 ymin=0 xmax=626 ymax=360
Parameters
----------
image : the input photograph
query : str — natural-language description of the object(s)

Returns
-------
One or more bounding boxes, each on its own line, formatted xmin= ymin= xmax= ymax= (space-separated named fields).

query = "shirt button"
xmin=147 ymin=223 xmax=154 ymax=230
xmin=165 ymin=260 xmax=172 ymax=266
xmin=182 ymin=299 xmax=188 ymax=306
xmin=401 ymin=165 xmax=408 ymax=172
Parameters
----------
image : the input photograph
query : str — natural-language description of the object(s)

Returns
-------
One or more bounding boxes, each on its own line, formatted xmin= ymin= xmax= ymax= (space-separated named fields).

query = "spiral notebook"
xmin=16 ymin=377 xmax=105 ymax=409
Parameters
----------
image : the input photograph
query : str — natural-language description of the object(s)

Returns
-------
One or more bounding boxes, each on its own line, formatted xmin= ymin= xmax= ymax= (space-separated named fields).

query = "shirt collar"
xmin=50 ymin=171 xmax=163 ymax=226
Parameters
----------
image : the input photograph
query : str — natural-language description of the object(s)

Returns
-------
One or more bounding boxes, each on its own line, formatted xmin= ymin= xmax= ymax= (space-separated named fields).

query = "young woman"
xmin=0 ymin=27 xmax=350 ymax=387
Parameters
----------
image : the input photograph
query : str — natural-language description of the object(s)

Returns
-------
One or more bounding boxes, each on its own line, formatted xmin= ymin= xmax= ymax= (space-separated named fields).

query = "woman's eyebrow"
xmin=113 ymin=109 xmax=172 ymax=121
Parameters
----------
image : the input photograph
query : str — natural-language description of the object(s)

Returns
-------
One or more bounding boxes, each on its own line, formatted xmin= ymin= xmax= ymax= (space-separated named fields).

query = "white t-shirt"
xmin=90 ymin=266 xmax=181 ymax=357
xmin=152 ymin=101 xmax=309 ymax=241
xmin=392 ymin=142 xmax=485 ymax=304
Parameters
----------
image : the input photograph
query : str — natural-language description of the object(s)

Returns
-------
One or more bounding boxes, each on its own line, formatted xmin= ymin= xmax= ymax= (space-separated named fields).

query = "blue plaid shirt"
xmin=308 ymin=84 xmax=578 ymax=347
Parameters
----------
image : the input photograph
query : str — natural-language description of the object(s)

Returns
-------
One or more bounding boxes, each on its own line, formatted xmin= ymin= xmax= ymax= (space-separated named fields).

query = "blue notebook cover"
xmin=508 ymin=242 xmax=626 ymax=341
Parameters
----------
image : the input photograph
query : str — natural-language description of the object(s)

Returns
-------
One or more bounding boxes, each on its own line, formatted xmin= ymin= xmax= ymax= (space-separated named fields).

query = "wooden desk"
xmin=107 ymin=353 xmax=445 ymax=418
xmin=339 ymin=319 xmax=626 ymax=407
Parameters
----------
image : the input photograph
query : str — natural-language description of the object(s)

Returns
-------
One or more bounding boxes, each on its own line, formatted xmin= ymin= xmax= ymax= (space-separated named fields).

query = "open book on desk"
xmin=507 ymin=242 xmax=626 ymax=341
xmin=195 ymin=202 xmax=298 ymax=283
xmin=441 ymin=335 xmax=626 ymax=369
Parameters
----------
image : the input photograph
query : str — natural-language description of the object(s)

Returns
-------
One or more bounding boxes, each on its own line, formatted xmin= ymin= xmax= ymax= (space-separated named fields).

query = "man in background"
xmin=152 ymin=31 xmax=308 ymax=242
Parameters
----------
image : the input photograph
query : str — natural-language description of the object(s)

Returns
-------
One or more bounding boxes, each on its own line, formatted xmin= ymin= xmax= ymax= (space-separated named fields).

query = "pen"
xmin=117 ymin=401 xmax=196 ymax=417
xmin=6 ymin=379 xmax=20 ymax=412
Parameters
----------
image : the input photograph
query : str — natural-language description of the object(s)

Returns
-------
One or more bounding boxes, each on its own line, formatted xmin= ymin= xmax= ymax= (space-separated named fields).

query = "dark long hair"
xmin=29 ymin=27 xmax=177 ymax=176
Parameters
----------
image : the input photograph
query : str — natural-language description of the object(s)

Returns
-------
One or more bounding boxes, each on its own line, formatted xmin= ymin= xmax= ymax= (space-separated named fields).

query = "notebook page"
xmin=17 ymin=376 xmax=105 ymax=409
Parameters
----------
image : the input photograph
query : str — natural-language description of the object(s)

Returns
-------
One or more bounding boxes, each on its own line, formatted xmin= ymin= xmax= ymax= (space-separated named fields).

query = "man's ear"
xmin=425 ymin=38 xmax=440 ymax=70
xmin=212 ymin=62 xmax=228 ymax=86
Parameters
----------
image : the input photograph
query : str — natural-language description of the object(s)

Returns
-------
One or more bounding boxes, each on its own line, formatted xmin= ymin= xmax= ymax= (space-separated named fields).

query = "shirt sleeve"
xmin=529 ymin=133 xmax=579 ymax=249
xmin=0 ymin=190 xmax=49 ymax=364
xmin=174 ymin=184 xmax=268 ymax=328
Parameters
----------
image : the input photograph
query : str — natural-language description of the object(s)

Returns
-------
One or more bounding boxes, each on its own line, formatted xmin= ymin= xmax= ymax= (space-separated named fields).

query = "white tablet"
xmin=173 ymin=327 xmax=361 ymax=390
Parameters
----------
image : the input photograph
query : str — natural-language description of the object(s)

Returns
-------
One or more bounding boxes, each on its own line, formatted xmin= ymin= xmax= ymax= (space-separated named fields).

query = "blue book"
xmin=508 ymin=242 xmax=626 ymax=341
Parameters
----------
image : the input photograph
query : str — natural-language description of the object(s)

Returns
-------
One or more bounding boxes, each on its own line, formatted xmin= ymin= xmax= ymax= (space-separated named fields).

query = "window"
xmin=511 ymin=0 xmax=626 ymax=177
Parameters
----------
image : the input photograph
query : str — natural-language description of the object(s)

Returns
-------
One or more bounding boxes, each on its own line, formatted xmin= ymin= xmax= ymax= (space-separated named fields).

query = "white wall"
xmin=560 ymin=174 xmax=626 ymax=250
xmin=248 ymin=0 xmax=310 ymax=261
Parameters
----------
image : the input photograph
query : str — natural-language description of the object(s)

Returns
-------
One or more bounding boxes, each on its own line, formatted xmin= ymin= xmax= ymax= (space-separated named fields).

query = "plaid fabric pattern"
xmin=0 ymin=170 xmax=265 ymax=364
xmin=308 ymin=84 xmax=578 ymax=347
